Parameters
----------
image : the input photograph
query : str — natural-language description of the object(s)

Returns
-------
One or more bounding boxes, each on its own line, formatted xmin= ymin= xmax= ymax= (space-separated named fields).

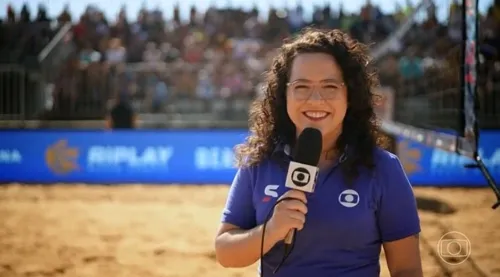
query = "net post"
xmin=460 ymin=0 xmax=500 ymax=209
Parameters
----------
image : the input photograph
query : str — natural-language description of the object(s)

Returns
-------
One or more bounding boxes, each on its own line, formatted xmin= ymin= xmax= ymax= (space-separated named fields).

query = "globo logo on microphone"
xmin=285 ymin=161 xmax=319 ymax=193
xmin=291 ymin=167 xmax=311 ymax=187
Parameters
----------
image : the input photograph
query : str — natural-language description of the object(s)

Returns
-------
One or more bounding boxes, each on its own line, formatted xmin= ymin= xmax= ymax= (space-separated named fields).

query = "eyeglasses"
xmin=287 ymin=80 xmax=345 ymax=100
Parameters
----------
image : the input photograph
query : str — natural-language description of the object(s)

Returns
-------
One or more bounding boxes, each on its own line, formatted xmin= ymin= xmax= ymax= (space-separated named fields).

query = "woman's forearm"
xmin=215 ymin=224 xmax=281 ymax=268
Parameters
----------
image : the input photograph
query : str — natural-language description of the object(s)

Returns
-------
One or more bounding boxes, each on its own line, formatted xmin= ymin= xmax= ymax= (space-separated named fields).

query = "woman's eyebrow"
xmin=289 ymin=78 xmax=343 ymax=83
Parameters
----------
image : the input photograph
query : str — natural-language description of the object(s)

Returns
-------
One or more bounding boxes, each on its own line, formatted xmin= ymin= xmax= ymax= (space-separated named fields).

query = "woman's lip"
xmin=302 ymin=112 xmax=330 ymax=121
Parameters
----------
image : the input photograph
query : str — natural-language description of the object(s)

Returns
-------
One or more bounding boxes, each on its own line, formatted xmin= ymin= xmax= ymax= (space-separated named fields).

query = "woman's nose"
xmin=308 ymin=89 xmax=324 ymax=101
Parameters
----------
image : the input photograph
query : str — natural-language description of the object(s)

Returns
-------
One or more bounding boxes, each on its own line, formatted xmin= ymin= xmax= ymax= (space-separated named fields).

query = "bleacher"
xmin=0 ymin=1 xmax=499 ymax=129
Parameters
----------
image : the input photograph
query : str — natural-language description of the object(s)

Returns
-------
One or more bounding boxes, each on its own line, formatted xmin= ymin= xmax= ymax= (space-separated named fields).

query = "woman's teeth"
xmin=303 ymin=111 xmax=329 ymax=120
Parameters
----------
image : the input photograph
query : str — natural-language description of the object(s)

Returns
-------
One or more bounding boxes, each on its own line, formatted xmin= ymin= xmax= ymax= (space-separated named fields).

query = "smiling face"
xmin=286 ymin=52 xmax=348 ymax=149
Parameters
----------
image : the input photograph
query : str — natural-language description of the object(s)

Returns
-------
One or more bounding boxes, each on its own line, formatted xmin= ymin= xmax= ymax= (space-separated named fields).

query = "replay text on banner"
xmin=0 ymin=130 xmax=498 ymax=185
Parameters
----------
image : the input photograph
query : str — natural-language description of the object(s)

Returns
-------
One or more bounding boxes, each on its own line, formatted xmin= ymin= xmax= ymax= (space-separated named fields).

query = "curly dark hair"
xmin=235 ymin=28 xmax=388 ymax=183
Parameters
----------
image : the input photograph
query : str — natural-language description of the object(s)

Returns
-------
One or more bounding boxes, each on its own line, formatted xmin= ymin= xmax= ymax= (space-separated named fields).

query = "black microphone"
xmin=283 ymin=127 xmax=322 ymax=245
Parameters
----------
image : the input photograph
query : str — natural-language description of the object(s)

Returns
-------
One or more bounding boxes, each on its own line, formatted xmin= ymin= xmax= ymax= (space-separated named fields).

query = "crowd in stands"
xmin=48 ymin=1 xmax=404 ymax=120
xmin=0 ymin=1 xmax=499 ymax=127
xmin=0 ymin=1 xmax=407 ymax=121
xmin=0 ymin=4 xmax=59 ymax=65
xmin=375 ymin=0 xmax=500 ymax=129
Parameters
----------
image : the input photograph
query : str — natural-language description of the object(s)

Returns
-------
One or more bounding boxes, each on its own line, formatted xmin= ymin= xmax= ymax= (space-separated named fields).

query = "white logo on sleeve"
xmin=264 ymin=184 xmax=279 ymax=198
xmin=338 ymin=189 xmax=360 ymax=208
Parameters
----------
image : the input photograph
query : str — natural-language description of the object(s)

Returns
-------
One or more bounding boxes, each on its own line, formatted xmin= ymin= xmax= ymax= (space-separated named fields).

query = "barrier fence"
xmin=0 ymin=65 xmax=46 ymax=122
xmin=0 ymin=62 xmax=257 ymax=127
xmin=0 ymin=129 xmax=498 ymax=185
xmin=117 ymin=63 xmax=253 ymax=124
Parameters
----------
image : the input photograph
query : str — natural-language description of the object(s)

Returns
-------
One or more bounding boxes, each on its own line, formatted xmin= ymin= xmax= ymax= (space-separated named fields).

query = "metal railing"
xmin=371 ymin=0 xmax=431 ymax=60
xmin=1 ymin=58 xmax=498 ymax=129
xmin=108 ymin=63 xmax=252 ymax=128
xmin=38 ymin=23 xmax=73 ymax=63
xmin=0 ymin=65 xmax=46 ymax=126
xmin=0 ymin=61 xmax=254 ymax=128
xmin=0 ymin=22 xmax=75 ymax=128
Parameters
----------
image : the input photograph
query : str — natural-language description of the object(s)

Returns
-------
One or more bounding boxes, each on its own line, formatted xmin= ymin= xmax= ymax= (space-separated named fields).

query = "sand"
xmin=0 ymin=184 xmax=499 ymax=277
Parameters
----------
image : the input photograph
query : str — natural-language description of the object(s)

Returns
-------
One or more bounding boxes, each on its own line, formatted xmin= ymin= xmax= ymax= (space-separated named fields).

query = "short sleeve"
xmin=220 ymin=167 xmax=257 ymax=230
xmin=376 ymin=152 xmax=421 ymax=242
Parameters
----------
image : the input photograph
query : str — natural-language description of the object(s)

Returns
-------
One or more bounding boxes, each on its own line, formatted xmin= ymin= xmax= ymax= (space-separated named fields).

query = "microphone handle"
xmin=284 ymin=228 xmax=296 ymax=245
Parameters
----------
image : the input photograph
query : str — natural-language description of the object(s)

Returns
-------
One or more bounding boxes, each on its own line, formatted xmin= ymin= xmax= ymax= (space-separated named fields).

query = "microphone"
xmin=283 ymin=127 xmax=322 ymax=245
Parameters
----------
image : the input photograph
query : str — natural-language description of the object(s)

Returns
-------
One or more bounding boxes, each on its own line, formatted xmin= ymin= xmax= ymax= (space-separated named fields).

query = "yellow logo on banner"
xmin=397 ymin=140 xmax=422 ymax=176
xmin=45 ymin=139 xmax=79 ymax=175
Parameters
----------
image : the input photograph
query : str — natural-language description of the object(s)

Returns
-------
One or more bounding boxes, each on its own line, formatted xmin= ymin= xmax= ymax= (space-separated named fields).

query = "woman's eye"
xmin=295 ymin=85 xmax=309 ymax=90
xmin=324 ymin=85 xmax=338 ymax=90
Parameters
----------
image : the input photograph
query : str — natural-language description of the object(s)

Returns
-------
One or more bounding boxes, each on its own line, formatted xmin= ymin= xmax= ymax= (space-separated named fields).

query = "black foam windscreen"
xmin=293 ymin=127 xmax=322 ymax=165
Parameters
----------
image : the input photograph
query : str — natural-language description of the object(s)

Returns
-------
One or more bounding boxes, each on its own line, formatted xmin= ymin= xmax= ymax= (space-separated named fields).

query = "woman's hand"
xmin=267 ymin=190 xmax=308 ymax=241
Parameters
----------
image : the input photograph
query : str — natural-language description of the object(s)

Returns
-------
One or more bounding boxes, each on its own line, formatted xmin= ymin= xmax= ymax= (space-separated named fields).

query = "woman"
xmin=214 ymin=28 xmax=422 ymax=277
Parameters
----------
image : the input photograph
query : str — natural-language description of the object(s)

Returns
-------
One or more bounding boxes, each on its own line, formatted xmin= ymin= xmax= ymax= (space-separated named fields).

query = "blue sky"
xmin=0 ymin=0 xmax=494 ymax=22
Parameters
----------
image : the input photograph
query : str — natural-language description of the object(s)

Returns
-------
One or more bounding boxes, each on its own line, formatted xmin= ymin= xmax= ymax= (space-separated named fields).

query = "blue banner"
xmin=397 ymin=131 xmax=500 ymax=186
xmin=0 ymin=130 xmax=247 ymax=184
xmin=0 ymin=130 xmax=499 ymax=186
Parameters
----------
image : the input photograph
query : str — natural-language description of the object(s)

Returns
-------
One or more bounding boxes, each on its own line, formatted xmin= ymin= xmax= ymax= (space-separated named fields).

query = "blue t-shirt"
xmin=221 ymin=146 xmax=420 ymax=277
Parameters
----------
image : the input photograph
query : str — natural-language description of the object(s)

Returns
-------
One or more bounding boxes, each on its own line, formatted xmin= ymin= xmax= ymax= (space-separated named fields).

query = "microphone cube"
xmin=285 ymin=161 xmax=319 ymax=193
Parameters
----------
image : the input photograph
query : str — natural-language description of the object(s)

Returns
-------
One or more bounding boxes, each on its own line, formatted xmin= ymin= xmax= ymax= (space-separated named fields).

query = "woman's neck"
xmin=294 ymin=126 xmax=342 ymax=167
xmin=317 ymin=149 xmax=338 ymax=169
xmin=318 ymin=128 xmax=342 ymax=168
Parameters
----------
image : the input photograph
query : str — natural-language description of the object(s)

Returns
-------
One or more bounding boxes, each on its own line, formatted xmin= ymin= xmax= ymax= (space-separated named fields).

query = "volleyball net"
xmin=373 ymin=0 xmax=500 ymax=208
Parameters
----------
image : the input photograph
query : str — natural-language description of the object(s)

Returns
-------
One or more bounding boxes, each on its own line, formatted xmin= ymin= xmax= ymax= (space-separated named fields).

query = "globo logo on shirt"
xmin=338 ymin=189 xmax=360 ymax=208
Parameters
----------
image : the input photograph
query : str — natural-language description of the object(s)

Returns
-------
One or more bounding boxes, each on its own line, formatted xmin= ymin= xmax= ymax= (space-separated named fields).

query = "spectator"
xmin=448 ymin=0 xmax=462 ymax=42
xmin=106 ymin=95 xmax=136 ymax=129
xmin=398 ymin=47 xmax=424 ymax=84
xmin=106 ymin=38 xmax=126 ymax=66
xmin=36 ymin=4 xmax=50 ymax=22
xmin=196 ymin=69 xmax=215 ymax=99
xmin=79 ymin=41 xmax=98 ymax=66
xmin=109 ymin=9 xmax=129 ymax=44
xmin=76 ymin=54 xmax=108 ymax=116
xmin=378 ymin=54 xmax=401 ymax=89
xmin=143 ymin=42 xmax=162 ymax=64
xmin=73 ymin=15 xmax=87 ymax=47
xmin=287 ymin=5 xmax=305 ymax=34
xmin=20 ymin=4 xmax=30 ymax=23
xmin=149 ymin=73 xmax=170 ymax=112
xmin=53 ymin=57 xmax=80 ymax=118
xmin=7 ymin=5 xmax=16 ymax=23
xmin=58 ymin=5 xmax=72 ymax=25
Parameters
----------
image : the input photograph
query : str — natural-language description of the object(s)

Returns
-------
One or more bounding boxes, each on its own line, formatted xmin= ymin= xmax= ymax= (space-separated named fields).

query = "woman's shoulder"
xmin=235 ymin=157 xmax=284 ymax=188
xmin=237 ymin=157 xmax=280 ymax=175
xmin=371 ymin=147 xmax=408 ymax=180
xmin=372 ymin=147 xmax=401 ymax=167
xmin=367 ymin=147 xmax=416 ymax=212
